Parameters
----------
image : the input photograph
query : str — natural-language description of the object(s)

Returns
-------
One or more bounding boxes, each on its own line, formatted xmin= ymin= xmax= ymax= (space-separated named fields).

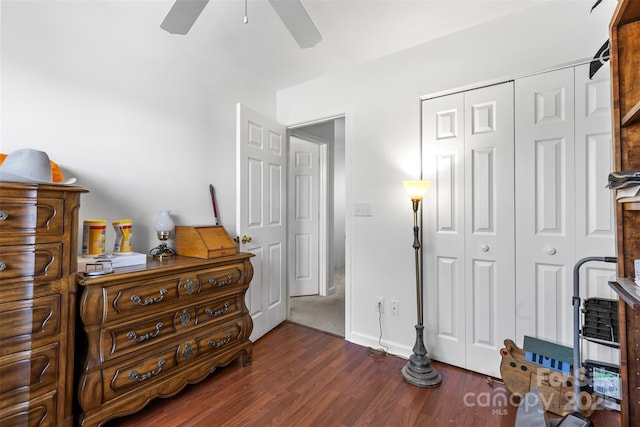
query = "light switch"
xmin=354 ymin=202 xmax=373 ymax=217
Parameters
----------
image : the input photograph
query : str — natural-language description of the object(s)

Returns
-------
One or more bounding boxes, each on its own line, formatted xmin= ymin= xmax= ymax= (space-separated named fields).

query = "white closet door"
xmin=423 ymin=92 xmax=466 ymax=370
xmin=422 ymin=83 xmax=515 ymax=378
xmin=573 ymin=63 xmax=617 ymax=364
xmin=515 ymin=65 xmax=616 ymax=365
xmin=463 ymin=83 xmax=515 ymax=376
xmin=515 ymin=67 xmax=576 ymax=347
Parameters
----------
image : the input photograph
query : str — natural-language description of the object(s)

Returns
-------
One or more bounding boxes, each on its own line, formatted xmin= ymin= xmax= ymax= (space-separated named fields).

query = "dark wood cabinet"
xmin=76 ymin=254 xmax=254 ymax=427
xmin=608 ymin=0 xmax=640 ymax=425
xmin=0 ymin=183 xmax=86 ymax=427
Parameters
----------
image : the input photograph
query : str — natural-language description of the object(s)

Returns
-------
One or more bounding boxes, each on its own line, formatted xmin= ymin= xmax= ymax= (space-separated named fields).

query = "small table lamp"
xmin=149 ymin=209 xmax=176 ymax=259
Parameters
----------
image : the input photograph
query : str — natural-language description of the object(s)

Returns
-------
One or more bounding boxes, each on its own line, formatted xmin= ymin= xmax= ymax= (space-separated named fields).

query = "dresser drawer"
xmin=0 ymin=279 xmax=61 ymax=303
xmin=103 ymin=276 xmax=182 ymax=322
xmin=195 ymin=318 xmax=247 ymax=357
xmin=0 ymin=244 xmax=62 ymax=284
xmin=0 ymin=198 xmax=64 ymax=246
xmin=101 ymin=293 xmax=245 ymax=361
xmin=0 ymin=343 xmax=59 ymax=408
xmin=0 ymin=389 xmax=57 ymax=427
xmin=0 ymin=294 xmax=60 ymax=357
xmin=101 ymin=263 xmax=247 ymax=322
xmin=195 ymin=264 xmax=245 ymax=294
xmin=102 ymin=344 xmax=181 ymax=401
xmin=101 ymin=317 xmax=248 ymax=402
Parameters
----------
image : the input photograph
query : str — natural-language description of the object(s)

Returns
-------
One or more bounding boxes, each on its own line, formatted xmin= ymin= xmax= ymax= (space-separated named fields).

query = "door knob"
xmin=480 ymin=244 xmax=490 ymax=252
xmin=241 ymin=235 xmax=252 ymax=244
xmin=545 ymin=247 xmax=557 ymax=255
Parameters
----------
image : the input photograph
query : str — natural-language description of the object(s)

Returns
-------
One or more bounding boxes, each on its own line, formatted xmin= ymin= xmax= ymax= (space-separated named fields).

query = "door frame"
xmin=288 ymin=129 xmax=331 ymax=296
xmin=286 ymin=113 xmax=349 ymax=338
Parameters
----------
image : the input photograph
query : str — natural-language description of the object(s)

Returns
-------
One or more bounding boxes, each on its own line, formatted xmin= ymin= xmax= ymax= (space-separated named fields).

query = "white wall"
xmin=1 ymin=0 xmax=277 ymax=252
xmin=277 ymin=1 xmax=617 ymax=356
xmin=1 ymin=0 xmax=617 ymax=360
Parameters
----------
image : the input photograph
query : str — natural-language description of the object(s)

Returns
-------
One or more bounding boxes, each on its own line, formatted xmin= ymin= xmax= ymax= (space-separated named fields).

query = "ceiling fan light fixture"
xmin=160 ymin=0 xmax=322 ymax=50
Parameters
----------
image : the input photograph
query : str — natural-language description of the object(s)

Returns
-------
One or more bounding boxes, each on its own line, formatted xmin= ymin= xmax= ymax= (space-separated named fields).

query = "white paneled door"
xmin=515 ymin=64 xmax=617 ymax=364
xmin=514 ymin=67 xmax=577 ymax=346
xmin=422 ymin=82 xmax=515 ymax=378
xmin=422 ymin=92 xmax=466 ymax=370
xmin=288 ymin=137 xmax=321 ymax=297
xmin=423 ymin=65 xmax=616 ymax=378
xmin=236 ymin=103 xmax=287 ymax=341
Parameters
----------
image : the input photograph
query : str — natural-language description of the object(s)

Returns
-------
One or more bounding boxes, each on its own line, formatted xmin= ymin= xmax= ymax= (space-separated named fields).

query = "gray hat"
xmin=0 ymin=148 xmax=76 ymax=184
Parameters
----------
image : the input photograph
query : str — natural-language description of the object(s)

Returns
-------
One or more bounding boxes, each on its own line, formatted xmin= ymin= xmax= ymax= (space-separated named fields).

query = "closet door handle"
xmin=545 ymin=247 xmax=557 ymax=255
xmin=480 ymin=244 xmax=490 ymax=252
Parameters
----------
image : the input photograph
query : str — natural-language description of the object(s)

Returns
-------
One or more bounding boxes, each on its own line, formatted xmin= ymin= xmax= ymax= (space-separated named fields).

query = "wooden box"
xmin=174 ymin=225 xmax=237 ymax=259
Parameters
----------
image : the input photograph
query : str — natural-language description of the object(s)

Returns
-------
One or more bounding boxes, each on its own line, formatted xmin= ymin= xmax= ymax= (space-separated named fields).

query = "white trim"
xmin=420 ymin=56 xmax=601 ymax=101
xmin=287 ymin=114 xmax=345 ymax=130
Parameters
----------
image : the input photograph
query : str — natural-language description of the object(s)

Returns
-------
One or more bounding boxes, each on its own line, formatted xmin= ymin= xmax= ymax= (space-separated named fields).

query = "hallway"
xmin=288 ymin=268 xmax=345 ymax=336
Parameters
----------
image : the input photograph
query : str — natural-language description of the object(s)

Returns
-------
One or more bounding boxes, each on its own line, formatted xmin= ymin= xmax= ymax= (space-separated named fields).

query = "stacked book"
xmin=78 ymin=252 xmax=148 ymax=274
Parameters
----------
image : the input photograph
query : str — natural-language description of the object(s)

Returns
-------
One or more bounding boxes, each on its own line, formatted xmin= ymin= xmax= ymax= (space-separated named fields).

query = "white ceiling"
xmin=149 ymin=0 xmax=544 ymax=90
xmin=3 ymin=0 xmax=547 ymax=91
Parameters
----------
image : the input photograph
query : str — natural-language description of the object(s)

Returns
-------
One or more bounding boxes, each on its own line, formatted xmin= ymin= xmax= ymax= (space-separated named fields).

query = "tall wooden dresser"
xmin=76 ymin=253 xmax=254 ymax=427
xmin=0 ymin=183 xmax=86 ymax=427
xmin=608 ymin=0 xmax=640 ymax=425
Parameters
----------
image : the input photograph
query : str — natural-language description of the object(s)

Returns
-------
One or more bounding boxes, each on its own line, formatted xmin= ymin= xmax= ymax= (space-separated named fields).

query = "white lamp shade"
xmin=403 ymin=180 xmax=431 ymax=200
xmin=154 ymin=209 xmax=175 ymax=233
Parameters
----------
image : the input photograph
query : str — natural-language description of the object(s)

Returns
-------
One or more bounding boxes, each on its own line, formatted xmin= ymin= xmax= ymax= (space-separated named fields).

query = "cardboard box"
xmin=174 ymin=225 xmax=237 ymax=259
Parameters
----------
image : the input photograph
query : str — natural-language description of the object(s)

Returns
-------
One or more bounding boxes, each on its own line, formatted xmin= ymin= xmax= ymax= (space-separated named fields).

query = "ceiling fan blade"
xmin=160 ymin=0 xmax=209 ymax=35
xmin=268 ymin=0 xmax=322 ymax=49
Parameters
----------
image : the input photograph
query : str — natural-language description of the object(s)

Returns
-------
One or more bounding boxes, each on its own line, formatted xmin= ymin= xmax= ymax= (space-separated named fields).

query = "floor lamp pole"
xmin=401 ymin=181 xmax=442 ymax=388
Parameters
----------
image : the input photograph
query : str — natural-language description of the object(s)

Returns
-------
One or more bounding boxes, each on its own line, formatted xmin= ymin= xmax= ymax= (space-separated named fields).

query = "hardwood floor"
xmin=105 ymin=322 xmax=620 ymax=426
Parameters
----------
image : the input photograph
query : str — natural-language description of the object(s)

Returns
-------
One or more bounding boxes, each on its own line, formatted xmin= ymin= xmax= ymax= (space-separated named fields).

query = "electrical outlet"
xmin=375 ymin=296 xmax=384 ymax=313
xmin=390 ymin=299 xmax=399 ymax=316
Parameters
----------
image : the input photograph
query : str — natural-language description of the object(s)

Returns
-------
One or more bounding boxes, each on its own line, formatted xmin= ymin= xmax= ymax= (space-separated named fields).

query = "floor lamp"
xmin=401 ymin=180 xmax=442 ymax=387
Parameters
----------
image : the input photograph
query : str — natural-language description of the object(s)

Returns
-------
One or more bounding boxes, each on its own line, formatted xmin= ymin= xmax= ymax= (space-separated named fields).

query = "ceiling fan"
xmin=160 ymin=0 xmax=322 ymax=49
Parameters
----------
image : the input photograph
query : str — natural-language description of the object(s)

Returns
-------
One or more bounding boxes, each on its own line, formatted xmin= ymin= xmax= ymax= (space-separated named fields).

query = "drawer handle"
xmin=0 ymin=261 xmax=5 ymax=272
xmin=0 ymin=211 xmax=7 ymax=221
xmin=205 ymin=302 xmax=230 ymax=318
xmin=209 ymin=274 xmax=233 ymax=287
xmin=127 ymin=322 xmax=164 ymax=342
xmin=208 ymin=331 xmax=233 ymax=348
xmin=130 ymin=288 xmax=168 ymax=306
xmin=128 ymin=359 xmax=166 ymax=382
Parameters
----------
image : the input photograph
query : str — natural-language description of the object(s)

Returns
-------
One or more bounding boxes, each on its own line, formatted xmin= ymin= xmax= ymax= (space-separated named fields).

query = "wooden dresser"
xmin=608 ymin=0 xmax=640 ymax=425
xmin=0 ymin=183 xmax=86 ymax=427
xmin=76 ymin=254 xmax=254 ymax=427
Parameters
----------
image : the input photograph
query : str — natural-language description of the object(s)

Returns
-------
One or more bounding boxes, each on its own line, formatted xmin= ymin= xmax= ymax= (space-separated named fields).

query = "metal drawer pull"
xmin=205 ymin=302 xmax=230 ymax=318
xmin=208 ymin=331 xmax=233 ymax=348
xmin=0 ymin=261 xmax=5 ymax=272
xmin=130 ymin=288 xmax=168 ymax=305
xmin=128 ymin=359 xmax=166 ymax=382
xmin=208 ymin=274 xmax=233 ymax=287
xmin=0 ymin=210 xmax=7 ymax=221
xmin=127 ymin=322 xmax=164 ymax=342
